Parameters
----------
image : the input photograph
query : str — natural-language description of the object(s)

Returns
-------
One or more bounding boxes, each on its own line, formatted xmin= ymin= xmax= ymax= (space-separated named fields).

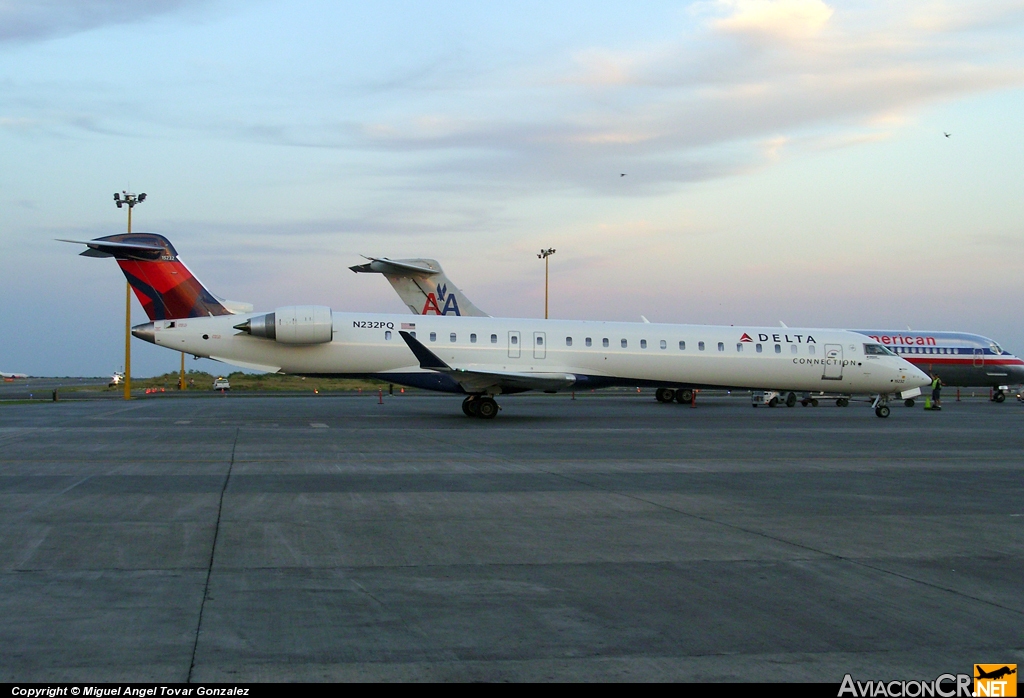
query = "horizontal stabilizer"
xmin=398 ymin=331 xmax=576 ymax=393
xmin=350 ymin=256 xmax=439 ymax=276
xmin=58 ymin=238 xmax=166 ymax=261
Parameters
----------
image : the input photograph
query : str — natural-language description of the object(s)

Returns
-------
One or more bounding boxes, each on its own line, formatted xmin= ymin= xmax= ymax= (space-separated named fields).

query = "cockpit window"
xmin=991 ymin=343 xmax=1003 ymax=355
xmin=863 ymin=344 xmax=895 ymax=356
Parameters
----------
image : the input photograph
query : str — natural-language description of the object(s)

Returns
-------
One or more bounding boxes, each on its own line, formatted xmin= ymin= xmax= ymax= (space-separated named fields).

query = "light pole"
xmin=537 ymin=248 xmax=556 ymax=319
xmin=114 ymin=190 xmax=146 ymax=400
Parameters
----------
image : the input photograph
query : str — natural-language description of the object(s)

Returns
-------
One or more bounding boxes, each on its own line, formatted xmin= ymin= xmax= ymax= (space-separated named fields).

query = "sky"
xmin=2 ymin=0 xmax=1024 ymax=377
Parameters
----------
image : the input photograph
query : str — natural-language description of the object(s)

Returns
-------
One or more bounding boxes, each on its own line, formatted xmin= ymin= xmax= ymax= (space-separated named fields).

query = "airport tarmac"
xmin=1 ymin=392 xmax=1021 ymax=682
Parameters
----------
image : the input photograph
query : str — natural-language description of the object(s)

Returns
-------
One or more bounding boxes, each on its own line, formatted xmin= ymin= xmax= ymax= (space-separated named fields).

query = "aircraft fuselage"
xmin=137 ymin=312 xmax=928 ymax=396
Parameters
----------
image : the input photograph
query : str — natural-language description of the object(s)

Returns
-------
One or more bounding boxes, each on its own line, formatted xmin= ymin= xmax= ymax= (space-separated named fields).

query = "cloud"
xmin=0 ymin=0 xmax=207 ymax=44
xmin=714 ymin=0 xmax=835 ymax=41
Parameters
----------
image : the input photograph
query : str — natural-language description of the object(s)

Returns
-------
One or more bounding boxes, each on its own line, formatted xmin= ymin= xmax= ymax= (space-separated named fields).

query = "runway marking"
xmin=310 ymin=422 xmax=328 ymax=428
xmin=175 ymin=420 xmax=191 ymax=425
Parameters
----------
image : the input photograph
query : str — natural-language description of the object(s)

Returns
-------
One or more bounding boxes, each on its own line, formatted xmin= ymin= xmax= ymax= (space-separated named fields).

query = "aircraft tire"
xmin=655 ymin=388 xmax=675 ymax=403
xmin=904 ymin=398 xmax=916 ymax=407
xmin=875 ymin=405 xmax=890 ymax=418
xmin=993 ymin=391 xmax=1006 ymax=403
xmin=786 ymin=392 xmax=797 ymax=407
xmin=675 ymin=389 xmax=693 ymax=404
xmin=768 ymin=397 xmax=778 ymax=407
xmin=462 ymin=396 xmax=480 ymax=417
xmin=477 ymin=397 xmax=499 ymax=419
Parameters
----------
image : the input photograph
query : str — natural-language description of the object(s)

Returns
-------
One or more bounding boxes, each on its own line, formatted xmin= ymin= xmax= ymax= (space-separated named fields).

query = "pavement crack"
xmin=187 ymin=426 xmax=240 ymax=683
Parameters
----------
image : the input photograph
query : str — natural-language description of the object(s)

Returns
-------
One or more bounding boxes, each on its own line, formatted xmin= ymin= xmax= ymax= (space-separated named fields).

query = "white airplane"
xmin=2 ymin=370 xmax=28 ymax=380
xmin=68 ymin=233 xmax=930 ymax=419
xmin=359 ymin=255 xmax=1024 ymax=405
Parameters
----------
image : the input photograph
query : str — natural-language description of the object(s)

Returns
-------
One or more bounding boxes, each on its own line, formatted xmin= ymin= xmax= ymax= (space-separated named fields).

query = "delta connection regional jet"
xmin=65 ymin=233 xmax=929 ymax=419
xmin=355 ymin=255 xmax=1024 ymax=405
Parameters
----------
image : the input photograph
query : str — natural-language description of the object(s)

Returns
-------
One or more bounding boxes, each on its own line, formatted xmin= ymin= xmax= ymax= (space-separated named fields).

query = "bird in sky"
xmin=944 ymin=132 xmax=951 ymax=138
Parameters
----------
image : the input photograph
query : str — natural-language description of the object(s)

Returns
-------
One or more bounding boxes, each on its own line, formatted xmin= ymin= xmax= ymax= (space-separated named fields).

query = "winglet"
xmin=399 ymin=331 xmax=451 ymax=371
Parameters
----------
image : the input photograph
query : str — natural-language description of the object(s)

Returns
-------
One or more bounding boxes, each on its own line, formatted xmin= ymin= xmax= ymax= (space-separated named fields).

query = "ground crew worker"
xmin=930 ymin=373 xmax=942 ymax=410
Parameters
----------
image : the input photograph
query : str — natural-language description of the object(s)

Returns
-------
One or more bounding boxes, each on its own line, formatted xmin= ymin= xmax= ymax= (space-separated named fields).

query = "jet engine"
xmin=234 ymin=305 xmax=334 ymax=344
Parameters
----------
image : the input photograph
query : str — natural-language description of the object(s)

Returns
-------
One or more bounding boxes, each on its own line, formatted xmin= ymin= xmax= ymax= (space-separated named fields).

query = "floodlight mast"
xmin=114 ymin=190 xmax=145 ymax=400
xmin=537 ymin=248 xmax=556 ymax=319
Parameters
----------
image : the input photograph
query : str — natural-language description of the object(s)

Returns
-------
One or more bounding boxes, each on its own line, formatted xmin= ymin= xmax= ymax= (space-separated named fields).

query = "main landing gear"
xmin=655 ymin=388 xmax=694 ymax=404
xmin=462 ymin=395 xmax=499 ymax=419
xmin=993 ymin=389 xmax=1006 ymax=403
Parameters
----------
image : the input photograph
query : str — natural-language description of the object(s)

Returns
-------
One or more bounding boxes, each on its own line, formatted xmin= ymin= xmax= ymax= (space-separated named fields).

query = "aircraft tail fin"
xmin=350 ymin=256 xmax=489 ymax=317
xmin=61 ymin=233 xmax=243 ymax=321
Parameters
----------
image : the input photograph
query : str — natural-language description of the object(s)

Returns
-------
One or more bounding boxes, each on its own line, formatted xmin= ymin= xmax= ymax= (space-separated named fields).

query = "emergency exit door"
xmin=533 ymin=332 xmax=546 ymax=359
xmin=508 ymin=331 xmax=521 ymax=358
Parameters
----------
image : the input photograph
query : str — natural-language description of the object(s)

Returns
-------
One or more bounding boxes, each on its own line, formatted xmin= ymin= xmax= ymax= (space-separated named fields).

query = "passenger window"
xmin=774 ymin=344 xmax=781 ymax=353
xmin=470 ymin=333 xmax=477 ymax=343
xmin=566 ymin=337 xmax=572 ymax=347
xmin=756 ymin=344 xmax=762 ymax=353
xmin=603 ymin=338 xmax=609 ymax=348
xmin=385 ymin=330 xmax=392 ymax=340
xmin=621 ymin=339 xmax=628 ymax=348
xmin=450 ymin=333 xmax=457 ymax=342
xmin=660 ymin=340 xmax=667 ymax=350
xmin=679 ymin=341 xmax=686 ymax=350
xmin=791 ymin=345 xmax=797 ymax=354
xmin=736 ymin=343 xmax=743 ymax=352
xmin=511 ymin=335 xmax=518 ymax=345
xmin=717 ymin=342 xmax=724 ymax=352
xmin=537 ymin=336 xmax=544 ymax=346
xmin=586 ymin=337 xmax=592 ymax=347
xmin=808 ymin=345 xmax=815 ymax=355
xmin=429 ymin=332 xmax=436 ymax=342
xmin=640 ymin=339 xmax=647 ymax=349
xmin=699 ymin=341 xmax=705 ymax=351
xmin=490 ymin=334 xmax=497 ymax=343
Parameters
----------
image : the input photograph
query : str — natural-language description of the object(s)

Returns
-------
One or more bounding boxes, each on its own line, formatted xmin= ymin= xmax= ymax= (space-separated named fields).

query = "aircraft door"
xmin=973 ymin=348 xmax=984 ymax=368
xmin=823 ymin=344 xmax=843 ymax=380
xmin=533 ymin=331 xmax=546 ymax=359
xmin=508 ymin=331 xmax=521 ymax=358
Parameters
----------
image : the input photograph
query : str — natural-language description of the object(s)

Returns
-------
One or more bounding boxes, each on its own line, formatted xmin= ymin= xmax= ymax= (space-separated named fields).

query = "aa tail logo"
xmin=421 ymin=283 xmax=461 ymax=316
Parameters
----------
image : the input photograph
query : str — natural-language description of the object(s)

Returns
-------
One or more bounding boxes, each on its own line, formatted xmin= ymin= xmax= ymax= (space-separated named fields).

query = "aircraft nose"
xmin=131 ymin=322 xmax=156 ymax=344
xmin=905 ymin=362 xmax=931 ymax=387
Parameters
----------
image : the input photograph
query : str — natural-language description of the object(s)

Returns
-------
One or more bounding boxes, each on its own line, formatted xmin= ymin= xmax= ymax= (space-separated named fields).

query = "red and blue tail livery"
xmin=61 ymin=233 xmax=234 ymax=320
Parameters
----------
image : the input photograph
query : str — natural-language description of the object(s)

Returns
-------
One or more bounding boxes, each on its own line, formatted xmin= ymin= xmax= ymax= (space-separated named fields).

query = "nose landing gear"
xmin=871 ymin=394 xmax=891 ymax=418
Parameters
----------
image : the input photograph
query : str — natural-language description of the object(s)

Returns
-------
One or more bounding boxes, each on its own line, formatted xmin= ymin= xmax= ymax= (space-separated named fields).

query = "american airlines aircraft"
xmin=358 ymin=255 xmax=1024 ymax=405
xmin=1 ymin=370 xmax=28 ymax=380
xmin=66 ymin=233 xmax=929 ymax=419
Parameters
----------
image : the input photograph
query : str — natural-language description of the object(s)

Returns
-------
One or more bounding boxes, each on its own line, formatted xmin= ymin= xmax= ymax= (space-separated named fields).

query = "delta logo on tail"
xmin=421 ymin=283 xmax=461 ymax=316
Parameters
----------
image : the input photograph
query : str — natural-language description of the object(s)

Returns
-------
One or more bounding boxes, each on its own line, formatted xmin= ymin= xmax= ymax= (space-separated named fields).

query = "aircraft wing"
xmin=398 ymin=331 xmax=576 ymax=393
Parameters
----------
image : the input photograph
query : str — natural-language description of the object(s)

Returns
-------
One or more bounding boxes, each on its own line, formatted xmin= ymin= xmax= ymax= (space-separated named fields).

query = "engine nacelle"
xmin=234 ymin=305 xmax=334 ymax=344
